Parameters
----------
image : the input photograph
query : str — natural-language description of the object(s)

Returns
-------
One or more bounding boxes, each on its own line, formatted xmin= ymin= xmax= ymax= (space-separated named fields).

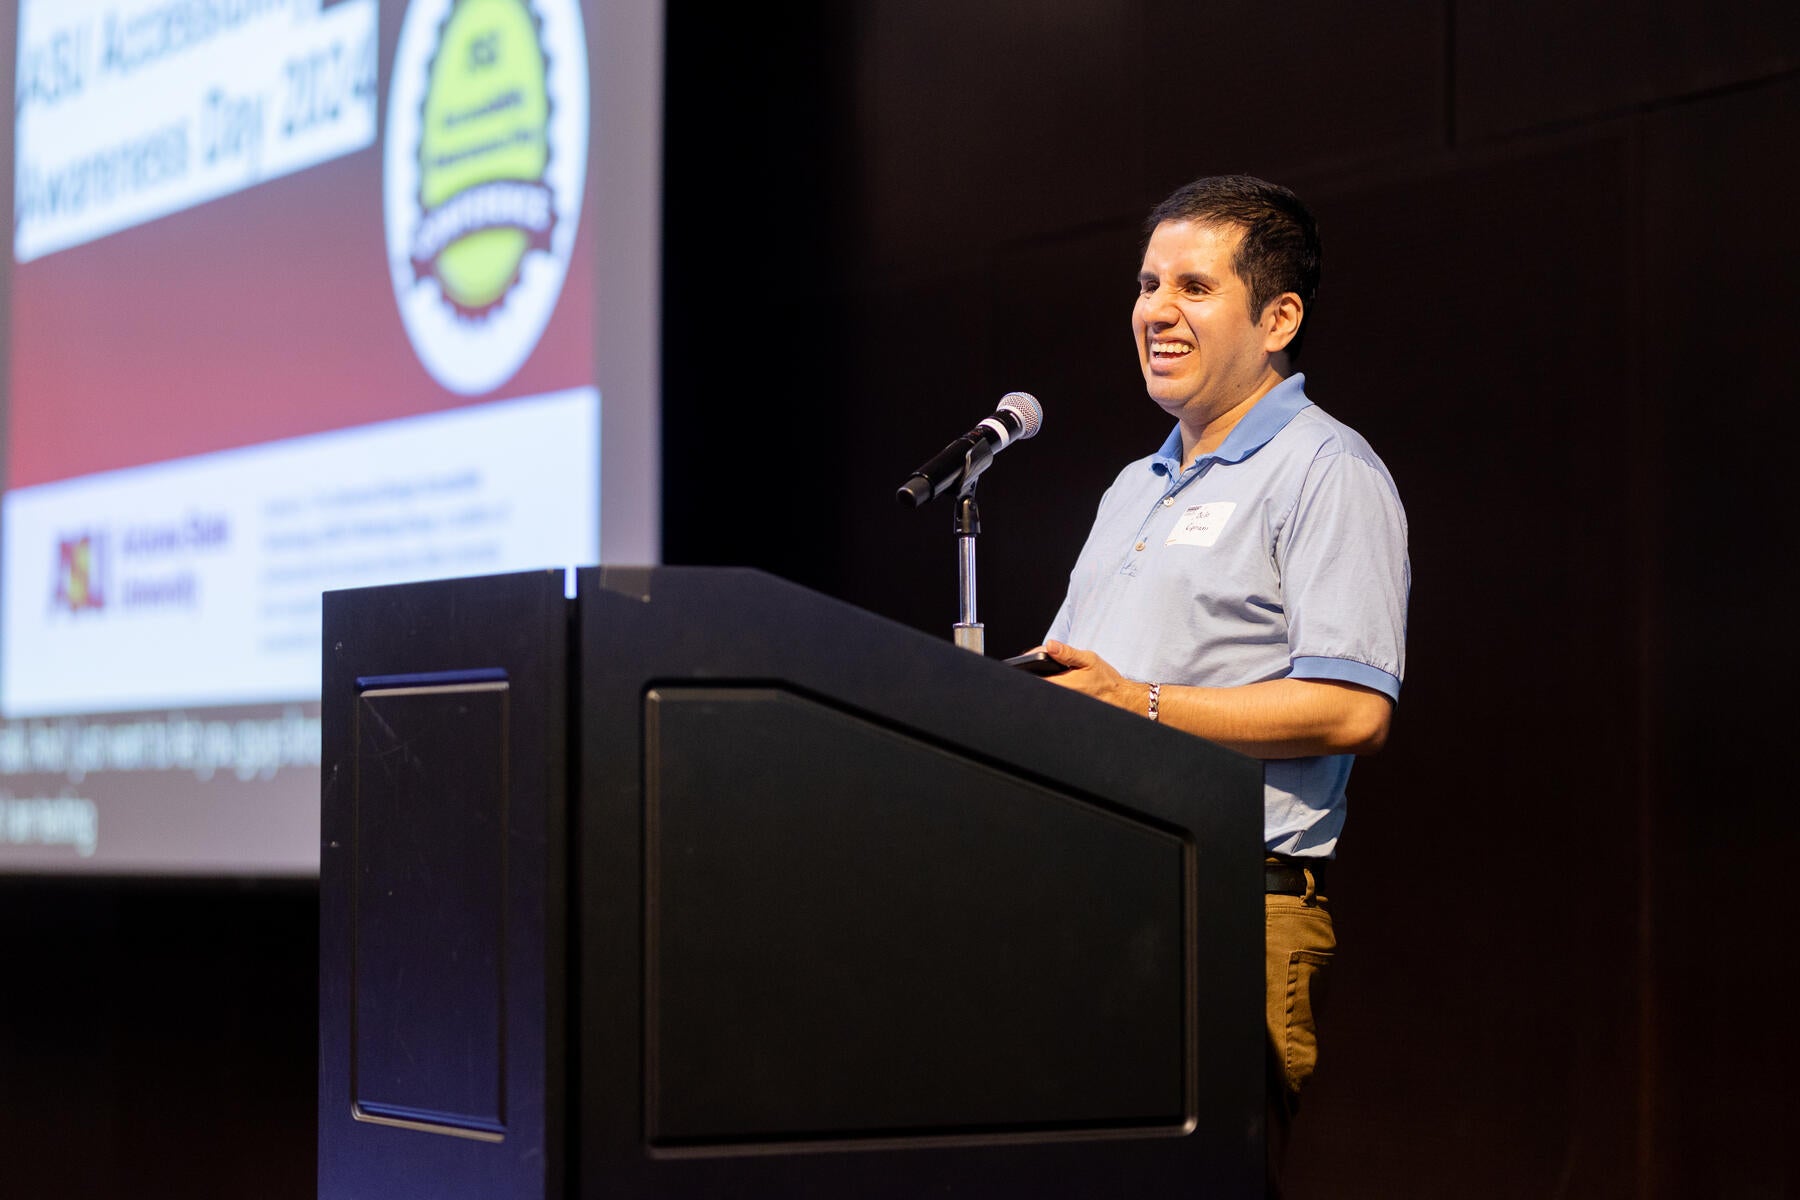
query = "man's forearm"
xmin=1149 ymin=677 xmax=1391 ymax=758
xmin=1039 ymin=640 xmax=1392 ymax=757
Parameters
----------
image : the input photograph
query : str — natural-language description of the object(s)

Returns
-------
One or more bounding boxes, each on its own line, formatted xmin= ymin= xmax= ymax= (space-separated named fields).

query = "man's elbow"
xmin=1333 ymin=692 xmax=1393 ymax=756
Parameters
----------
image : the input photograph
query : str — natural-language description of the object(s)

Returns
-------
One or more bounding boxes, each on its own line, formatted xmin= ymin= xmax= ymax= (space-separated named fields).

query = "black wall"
xmin=5 ymin=3 xmax=1798 ymax=1197
xmin=662 ymin=3 xmax=1800 ymax=1198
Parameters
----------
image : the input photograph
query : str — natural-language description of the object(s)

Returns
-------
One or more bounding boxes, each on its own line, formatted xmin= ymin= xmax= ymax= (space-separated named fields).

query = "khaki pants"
xmin=1264 ymin=873 xmax=1335 ymax=1196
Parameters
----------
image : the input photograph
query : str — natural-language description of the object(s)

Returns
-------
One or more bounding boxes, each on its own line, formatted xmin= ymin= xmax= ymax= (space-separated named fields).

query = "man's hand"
xmin=1032 ymin=640 xmax=1148 ymax=712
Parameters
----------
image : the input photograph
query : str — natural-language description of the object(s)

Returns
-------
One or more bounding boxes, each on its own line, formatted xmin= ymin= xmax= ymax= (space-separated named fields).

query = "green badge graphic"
xmin=386 ymin=0 xmax=588 ymax=394
xmin=410 ymin=0 xmax=553 ymax=313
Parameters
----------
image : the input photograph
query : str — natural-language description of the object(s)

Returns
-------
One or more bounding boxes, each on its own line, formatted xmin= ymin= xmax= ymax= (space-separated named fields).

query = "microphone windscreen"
xmin=998 ymin=391 xmax=1043 ymax=440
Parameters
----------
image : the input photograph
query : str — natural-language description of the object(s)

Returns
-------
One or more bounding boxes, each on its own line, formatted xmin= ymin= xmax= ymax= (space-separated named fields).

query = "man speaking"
xmin=1033 ymin=175 xmax=1409 ymax=1193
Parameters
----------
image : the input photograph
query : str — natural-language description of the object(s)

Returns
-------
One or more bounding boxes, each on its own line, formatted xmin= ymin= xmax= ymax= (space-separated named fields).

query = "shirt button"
xmin=1162 ymin=497 xmax=1174 ymax=507
xmin=1134 ymin=540 xmax=1147 ymax=551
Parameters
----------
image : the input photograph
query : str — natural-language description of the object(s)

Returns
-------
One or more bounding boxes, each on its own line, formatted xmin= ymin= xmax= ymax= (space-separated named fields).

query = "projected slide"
xmin=0 ymin=0 xmax=641 ymax=873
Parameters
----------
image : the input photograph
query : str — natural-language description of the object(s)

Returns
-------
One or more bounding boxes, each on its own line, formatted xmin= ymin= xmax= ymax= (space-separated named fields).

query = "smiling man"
xmin=1036 ymin=175 xmax=1409 ymax=1195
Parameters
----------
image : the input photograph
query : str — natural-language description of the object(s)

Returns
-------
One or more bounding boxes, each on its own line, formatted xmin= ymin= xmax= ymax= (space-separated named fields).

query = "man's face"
xmin=1133 ymin=219 xmax=1275 ymax=425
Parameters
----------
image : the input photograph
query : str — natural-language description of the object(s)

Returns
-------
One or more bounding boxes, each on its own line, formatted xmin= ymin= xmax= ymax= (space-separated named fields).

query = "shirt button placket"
xmin=1138 ymin=489 xmax=1175 ymax=554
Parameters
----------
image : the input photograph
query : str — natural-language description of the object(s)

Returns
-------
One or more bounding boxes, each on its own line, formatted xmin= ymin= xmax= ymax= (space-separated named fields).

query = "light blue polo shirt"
xmin=1047 ymin=373 xmax=1408 ymax=857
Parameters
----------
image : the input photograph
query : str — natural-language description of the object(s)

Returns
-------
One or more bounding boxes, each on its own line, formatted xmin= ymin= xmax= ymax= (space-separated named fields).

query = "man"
xmin=1034 ymin=175 xmax=1408 ymax=1191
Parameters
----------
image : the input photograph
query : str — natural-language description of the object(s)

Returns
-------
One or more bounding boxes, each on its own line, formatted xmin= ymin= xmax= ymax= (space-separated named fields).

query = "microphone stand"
xmin=952 ymin=451 xmax=984 ymax=654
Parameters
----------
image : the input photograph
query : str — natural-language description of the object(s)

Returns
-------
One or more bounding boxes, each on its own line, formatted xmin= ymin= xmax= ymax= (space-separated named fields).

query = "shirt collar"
xmin=1151 ymin=373 xmax=1313 ymax=475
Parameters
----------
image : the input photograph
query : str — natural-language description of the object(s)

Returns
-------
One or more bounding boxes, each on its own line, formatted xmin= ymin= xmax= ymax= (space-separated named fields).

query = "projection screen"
xmin=0 ymin=0 xmax=661 ymax=874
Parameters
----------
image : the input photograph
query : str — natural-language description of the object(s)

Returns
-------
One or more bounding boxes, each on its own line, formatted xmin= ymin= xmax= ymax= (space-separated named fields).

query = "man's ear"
xmin=1262 ymin=292 xmax=1304 ymax=354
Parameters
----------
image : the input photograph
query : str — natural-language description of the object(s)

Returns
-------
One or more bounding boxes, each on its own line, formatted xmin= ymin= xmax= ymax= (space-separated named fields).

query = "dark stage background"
xmin=5 ymin=2 xmax=1798 ymax=1196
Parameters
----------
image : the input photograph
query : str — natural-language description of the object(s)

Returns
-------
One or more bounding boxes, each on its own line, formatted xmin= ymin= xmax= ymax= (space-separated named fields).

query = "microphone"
xmin=895 ymin=392 xmax=1043 ymax=507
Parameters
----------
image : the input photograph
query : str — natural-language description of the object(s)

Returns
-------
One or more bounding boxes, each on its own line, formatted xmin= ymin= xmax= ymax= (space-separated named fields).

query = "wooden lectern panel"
xmin=352 ymin=680 xmax=510 ymax=1138
xmin=320 ymin=571 xmax=568 ymax=1200
xmin=644 ymin=684 xmax=1189 ymax=1144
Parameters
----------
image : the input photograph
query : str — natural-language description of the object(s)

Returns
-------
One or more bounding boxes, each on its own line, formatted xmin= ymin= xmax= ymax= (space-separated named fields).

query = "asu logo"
xmin=52 ymin=534 xmax=105 ymax=613
xmin=385 ymin=0 xmax=589 ymax=395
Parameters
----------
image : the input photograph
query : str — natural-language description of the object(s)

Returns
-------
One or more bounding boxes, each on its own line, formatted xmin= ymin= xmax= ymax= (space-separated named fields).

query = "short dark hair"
xmin=1146 ymin=175 xmax=1321 ymax=362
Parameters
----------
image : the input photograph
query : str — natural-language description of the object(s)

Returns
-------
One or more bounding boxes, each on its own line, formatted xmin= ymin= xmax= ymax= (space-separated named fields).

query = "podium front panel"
xmin=644 ymin=684 xmax=1188 ymax=1143
xmin=577 ymin=567 xmax=1265 ymax=1198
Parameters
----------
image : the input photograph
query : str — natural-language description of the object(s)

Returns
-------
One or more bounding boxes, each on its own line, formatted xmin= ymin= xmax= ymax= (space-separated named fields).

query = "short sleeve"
xmin=1277 ymin=447 xmax=1409 ymax=700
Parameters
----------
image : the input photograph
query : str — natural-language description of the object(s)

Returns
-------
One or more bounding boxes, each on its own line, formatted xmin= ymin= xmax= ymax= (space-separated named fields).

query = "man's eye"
xmin=1183 ymin=282 xmax=1207 ymax=297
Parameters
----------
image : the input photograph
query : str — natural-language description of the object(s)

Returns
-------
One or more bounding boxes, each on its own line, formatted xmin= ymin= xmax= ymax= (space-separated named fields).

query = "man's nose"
xmin=1140 ymin=288 xmax=1180 ymax=324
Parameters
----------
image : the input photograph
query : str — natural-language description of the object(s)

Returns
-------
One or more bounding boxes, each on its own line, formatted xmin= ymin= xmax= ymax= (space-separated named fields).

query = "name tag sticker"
xmin=1166 ymin=501 xmax=1236 ymax=547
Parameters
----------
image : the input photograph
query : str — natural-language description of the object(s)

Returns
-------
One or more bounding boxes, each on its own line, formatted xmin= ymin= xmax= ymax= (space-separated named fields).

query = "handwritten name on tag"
xmin=1166 ymin=501 xmax=1236 ymax=547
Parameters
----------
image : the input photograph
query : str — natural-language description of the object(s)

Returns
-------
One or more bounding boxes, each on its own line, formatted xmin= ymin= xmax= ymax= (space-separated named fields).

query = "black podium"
xmin=318 ymin=567 xmax=1265 ymax=1198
